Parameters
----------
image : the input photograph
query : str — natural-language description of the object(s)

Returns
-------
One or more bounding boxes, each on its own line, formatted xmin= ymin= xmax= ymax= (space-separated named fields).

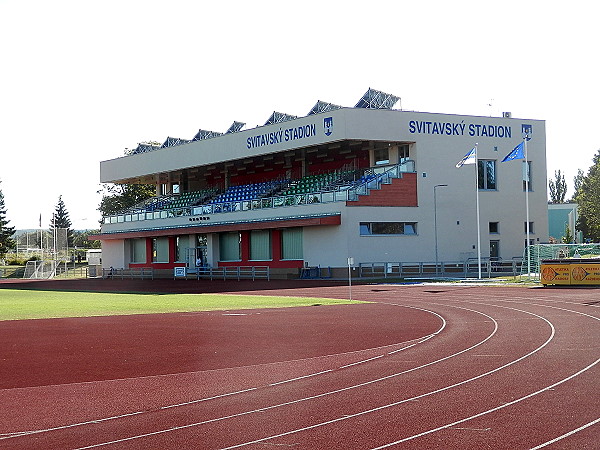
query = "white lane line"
xmin=370 ymin=358 xmax=600 ymax=449
xmin=369 ymin=301 xmax=600 ymax=449
xmin=268 ymin=370 xmax=333 ymax=386
xmin=529 ymin=417 xmax=600 ymax=449
xmin=71 ymin=305 xmax=497 ymax=449
xmin=1 ymin=304 xmax=445 ymax=441
xmin=219 ymin=305 xmax=550 ymax=450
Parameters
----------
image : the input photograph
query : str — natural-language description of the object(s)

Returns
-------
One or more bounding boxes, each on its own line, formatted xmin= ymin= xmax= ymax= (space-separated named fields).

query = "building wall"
xmin=96 ymin=108 xmax=548 ymax=273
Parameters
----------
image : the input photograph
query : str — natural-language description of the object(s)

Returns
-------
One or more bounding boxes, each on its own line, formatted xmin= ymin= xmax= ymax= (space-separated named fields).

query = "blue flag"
xmin=502 ymin=141 xmax=525 ymax=162
xmin=456 ymin=147 xmax=477 ymax=168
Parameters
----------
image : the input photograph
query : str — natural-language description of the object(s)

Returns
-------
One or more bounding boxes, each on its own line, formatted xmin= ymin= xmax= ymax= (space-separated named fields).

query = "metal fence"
xmin=359 ymin=258 xmax=523 ymax=279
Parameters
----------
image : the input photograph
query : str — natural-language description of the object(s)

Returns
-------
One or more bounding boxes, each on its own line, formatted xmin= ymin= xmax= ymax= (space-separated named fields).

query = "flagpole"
xmin=524 ymin=137 xmax=531 ymax=278
xmin=474 ymin=143 xmax=482 ymax=279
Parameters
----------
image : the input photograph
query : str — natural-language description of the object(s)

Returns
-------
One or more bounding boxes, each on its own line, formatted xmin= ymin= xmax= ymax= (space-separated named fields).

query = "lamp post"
xmin=434 ymin=184 xmax=448 ymax=275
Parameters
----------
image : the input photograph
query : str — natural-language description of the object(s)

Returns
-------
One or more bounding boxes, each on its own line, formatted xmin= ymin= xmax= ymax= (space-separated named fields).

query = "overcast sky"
xmin=1 ymin=0 xmax=597 ymax=230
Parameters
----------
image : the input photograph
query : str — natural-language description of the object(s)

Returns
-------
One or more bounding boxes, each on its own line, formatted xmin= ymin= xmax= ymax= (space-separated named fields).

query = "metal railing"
xmin=102 ymin=267 xmax=154 ymax=279
xmin=359 ymin=258 xmax=523 ymax=279
xmin=103 ymin=161 xmax=416 ymax=225
xmin=190 ymin=266 xmax=270 ymax=281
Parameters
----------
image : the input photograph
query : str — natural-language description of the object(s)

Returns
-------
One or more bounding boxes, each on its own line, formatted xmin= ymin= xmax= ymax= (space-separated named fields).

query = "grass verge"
xmin=0 ymin=289 xmax=364 ymax=321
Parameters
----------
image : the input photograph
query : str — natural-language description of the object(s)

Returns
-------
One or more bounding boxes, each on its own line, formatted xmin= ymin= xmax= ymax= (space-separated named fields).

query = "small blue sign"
xmin=174 ymin=267 xmax=186 ymax=278
xmin=324 ymin=117 xmax=333 ymax=136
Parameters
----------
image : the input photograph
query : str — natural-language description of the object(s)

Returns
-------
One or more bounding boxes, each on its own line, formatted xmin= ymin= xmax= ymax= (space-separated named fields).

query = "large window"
xmin=175 ymin=236 xmax=187 ymax=262
xmin=250 ymin=230 xmax=271 ymax=260
xmin=219 ymin=232 xmax=241 ymax=261
xmin=360 ymin=222 xmax=417 ymax=236
xmin=281 ymin=228 xmax=303 ymax=260
xmin=152 ymin=237 xmax=169 ymax=263
xmin=478 ymin=160 xmax=497 ymax=190
xmin=130 ymin=238 xmax=146 ymax=263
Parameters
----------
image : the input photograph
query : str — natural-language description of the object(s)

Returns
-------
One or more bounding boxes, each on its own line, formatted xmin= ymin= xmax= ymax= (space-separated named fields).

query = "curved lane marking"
xmin=0 ymin=304 xmax=445 ymax=440
xmin=68 ymin=303 xmax=501 ymax=449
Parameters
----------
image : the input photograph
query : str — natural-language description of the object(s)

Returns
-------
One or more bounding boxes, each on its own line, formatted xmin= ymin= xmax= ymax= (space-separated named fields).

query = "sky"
xmin=1 ymin=0 xmax=597 ymax=230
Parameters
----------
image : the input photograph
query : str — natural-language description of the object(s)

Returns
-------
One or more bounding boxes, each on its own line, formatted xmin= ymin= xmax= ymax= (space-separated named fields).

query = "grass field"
xmin=0 ymin=289 xmax=364 ymax=321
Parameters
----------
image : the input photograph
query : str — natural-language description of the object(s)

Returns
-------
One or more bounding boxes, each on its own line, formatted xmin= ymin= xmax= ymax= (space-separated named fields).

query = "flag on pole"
xmin=39 ymin=214 xmax=42 ymax=227
xmin=502 ymin=141 xmax=525 ymax=162
xmin=455 ymin=147 xmax=477 ymax=168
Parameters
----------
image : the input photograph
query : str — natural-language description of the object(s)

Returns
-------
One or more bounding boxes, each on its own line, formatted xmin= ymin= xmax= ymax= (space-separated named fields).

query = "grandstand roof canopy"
xmin=128 ymin=88 xmax=401 ymax=155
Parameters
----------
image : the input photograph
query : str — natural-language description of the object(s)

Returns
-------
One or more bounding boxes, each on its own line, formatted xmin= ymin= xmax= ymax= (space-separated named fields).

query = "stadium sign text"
xmin=247 ymin=123 xmax=317 ymax=149
xmin=408 ymin=120 xmax=512 ymax=138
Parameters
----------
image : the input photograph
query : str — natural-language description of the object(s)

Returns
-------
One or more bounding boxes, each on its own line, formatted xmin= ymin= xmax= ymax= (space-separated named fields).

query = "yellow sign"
xmin=541 ymin=262 xmax=600 ymax=285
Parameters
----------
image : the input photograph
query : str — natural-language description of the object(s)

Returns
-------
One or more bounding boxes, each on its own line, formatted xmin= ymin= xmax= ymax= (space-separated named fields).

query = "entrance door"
xmin=490 ymin=240 xmax=500 ymax=258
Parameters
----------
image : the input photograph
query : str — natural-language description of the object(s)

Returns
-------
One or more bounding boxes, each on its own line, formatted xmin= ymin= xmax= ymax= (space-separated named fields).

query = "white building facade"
xmin=95 ymin=91 xmax=548 ymax=278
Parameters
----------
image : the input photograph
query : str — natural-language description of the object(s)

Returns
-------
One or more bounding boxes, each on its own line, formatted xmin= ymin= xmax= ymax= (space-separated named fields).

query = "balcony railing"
xmin=103 ymin=161 xmax=415 ymax=225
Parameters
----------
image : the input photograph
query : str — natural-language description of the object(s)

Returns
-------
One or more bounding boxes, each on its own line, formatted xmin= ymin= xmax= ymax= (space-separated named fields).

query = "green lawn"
xmin=0 ymin=289 xmax=363 ymax=321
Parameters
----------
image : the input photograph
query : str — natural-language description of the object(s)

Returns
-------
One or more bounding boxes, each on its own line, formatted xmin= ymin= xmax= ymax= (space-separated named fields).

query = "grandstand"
xmin=93 ymin=88 xmax=548 ymax=279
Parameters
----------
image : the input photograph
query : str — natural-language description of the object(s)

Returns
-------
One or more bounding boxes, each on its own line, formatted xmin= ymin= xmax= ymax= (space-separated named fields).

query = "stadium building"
xmin=95 ymin=88 xmax=548 ymax=278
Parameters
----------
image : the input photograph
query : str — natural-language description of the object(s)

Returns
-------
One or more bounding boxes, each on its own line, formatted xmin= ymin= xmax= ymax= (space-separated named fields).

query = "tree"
xmin=97 ymin=183 xmax=156 ymax=220
xmin=572 ymin=168 xmax=585 ymax=201
xmin=575 ymin=150 xmax=600 ymax=242
xmin=72 ymin=229 xmax=101 ymax=249
xmin=50 ymin=195 xmax=74 ymax=247
xmin=0 ymin=180 xmax=15 ymax=258
xmin=97 ymin=147 xmax=157 ymax=222
xmin=561 ymin=224 xmax=574 ymax=244
xmin=548 ymin=170 xmax=567 ymax=203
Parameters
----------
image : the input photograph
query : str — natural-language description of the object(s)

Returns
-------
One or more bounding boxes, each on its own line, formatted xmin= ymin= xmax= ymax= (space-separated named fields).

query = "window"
xmin=152 ymin=237 xmax=169 ymax=263
xmin=250 ymin=230 xmax=271 ymax=260
xmin=524 ymin=222 xmax=535 ymax=234
xmin=478 ymin=160 xmax=496 ymax=190
xmin=489 ymin=222 xmax=499 ymax=234
xmin=360 ymin=222 xmax=417 ymax=236
xmin=130 ymin=238 xmax=146 ymax=263
xmin=281 ymin=228 xmax=303 ymax=260
xmin=523 ymin=161 xmax=532 ymax=191
xmin=373 ymin=148 xmax=389 ymax=165
xmin=398 ymin=144 xmax=410 ymax=163
xmin=219 ymin=232 xmax=241 ymax=261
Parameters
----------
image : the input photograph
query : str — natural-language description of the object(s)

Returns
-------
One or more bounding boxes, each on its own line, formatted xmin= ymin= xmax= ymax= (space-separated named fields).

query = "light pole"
xmin=434 ymin=184 xmax=448 ymax=275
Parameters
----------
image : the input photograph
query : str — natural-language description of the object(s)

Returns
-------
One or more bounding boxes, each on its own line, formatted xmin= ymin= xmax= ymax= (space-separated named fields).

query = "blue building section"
xmin=548 ymin=203 xmax=581 ymax=243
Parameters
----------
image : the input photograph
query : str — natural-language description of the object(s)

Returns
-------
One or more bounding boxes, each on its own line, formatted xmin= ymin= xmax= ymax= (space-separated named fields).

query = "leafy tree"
xmin=561 ymin=224 xmax=574 ymax=244
xmin=98 ymin=183 xmax=156 ymax=220
xmin=50 ymin=195 xmax=74 ymax=247
xmin=548 ymin=170 xmax=567 ymax=203
xmin=0 ymin=180 xmax=16 ymax=257
xmin=575 ymin=150 xmax=600 ymax=242
xmin=97 ymin=147 xmax=157 ymax=222
xmin=572 ymin=168 xmax=585 ymax=201
xmin=72 ymin=229 xmax=101 ymax=249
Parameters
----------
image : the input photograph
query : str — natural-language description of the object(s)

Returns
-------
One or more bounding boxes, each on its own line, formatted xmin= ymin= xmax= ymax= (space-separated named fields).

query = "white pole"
xmin=348 ymin=257 xmax=354 ymax=301
xmin=434 ymin=184 xmax=448 ymax=276
xmin=524 ymin=137 xmax=531 ymax=278
xmin=474 ymin=144 xmax=482 ymax=279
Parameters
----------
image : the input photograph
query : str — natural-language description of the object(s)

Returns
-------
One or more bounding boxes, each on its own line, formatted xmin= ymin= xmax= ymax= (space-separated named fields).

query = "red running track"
xmin=0 ymin=279 xmax=598 ymax=449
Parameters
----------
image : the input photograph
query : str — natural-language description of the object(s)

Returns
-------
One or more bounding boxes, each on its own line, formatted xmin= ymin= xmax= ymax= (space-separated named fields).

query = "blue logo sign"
xmin=522 ymin=124 xmax=532 ymax=140
xmin=324 ymin=117 xmax=333 ymax=136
